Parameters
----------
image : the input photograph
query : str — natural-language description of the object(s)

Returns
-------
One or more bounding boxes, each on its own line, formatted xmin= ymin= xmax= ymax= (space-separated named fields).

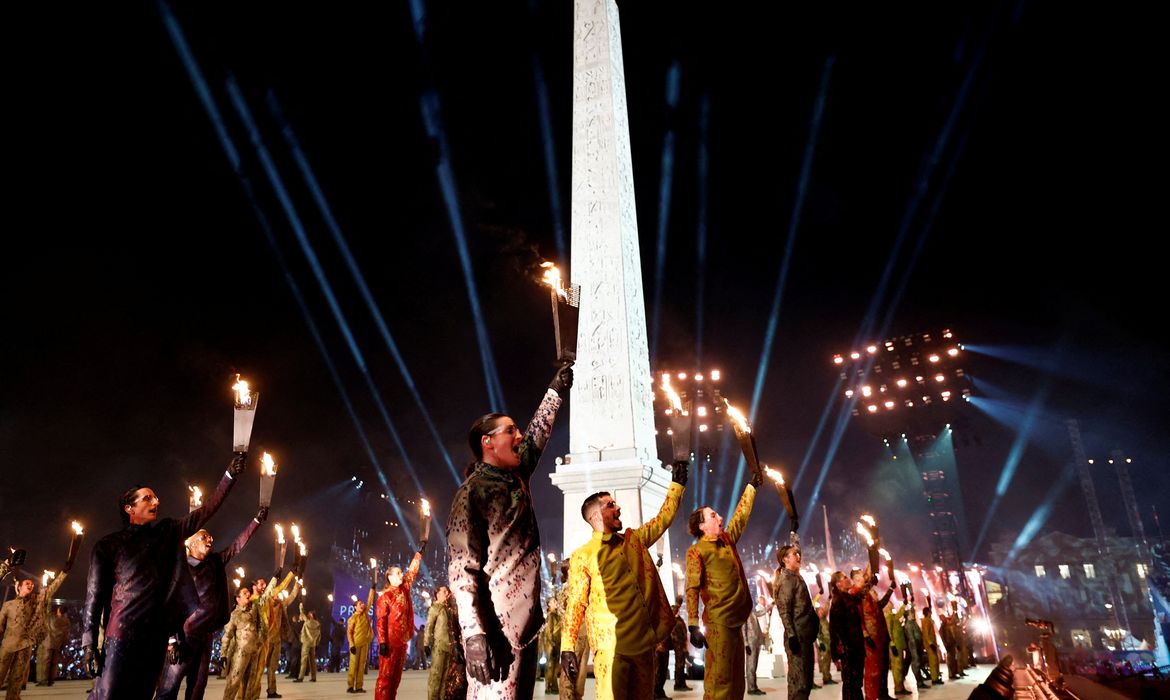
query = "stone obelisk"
xmin=550 ymin=0 xmax=675 ymax=598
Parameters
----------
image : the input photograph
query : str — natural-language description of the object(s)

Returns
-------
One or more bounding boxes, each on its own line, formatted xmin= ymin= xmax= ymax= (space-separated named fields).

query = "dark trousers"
xmin=654 ymin=648 xmax=669 ymax=697
xmin=155 ymin=634 xmax=211 ymax=700
xmin=840 ymin=653 xmax=865 ymax=700
xmin=787 ymin=637 xmax=816 ymax=700
xmin=673 ymin=647 xmax=688 ymax=688
xmin=88 ymin=636 xmax=169 ymax=700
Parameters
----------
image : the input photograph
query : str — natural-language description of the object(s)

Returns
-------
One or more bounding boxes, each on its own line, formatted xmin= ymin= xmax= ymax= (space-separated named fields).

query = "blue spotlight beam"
xmin=224 ymin=78 xmax=446 ymax=550
xmin=1004 ymin=458 xmax=1079 ymax=566
xmin=649 ymin=60 xmax=681 ymax=365
xmin=731 ymin=56 xmax=835 ymax=516
xmin=409 ymin=1 xmax=506 ymax=413
xmin=156 ymin=0 xmax=421 ymax=554
xmin=971 ymin=380 xmax=1050 ymax=557
xmin=265 ymin=93 xmax=461 ymax=487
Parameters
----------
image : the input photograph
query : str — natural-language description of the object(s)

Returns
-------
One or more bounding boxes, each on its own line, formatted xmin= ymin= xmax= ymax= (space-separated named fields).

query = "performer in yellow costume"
xmin=684 ymin=471 xmax=760 ymax=700
xmin=560 ymin=461 xmax=688 ymax=700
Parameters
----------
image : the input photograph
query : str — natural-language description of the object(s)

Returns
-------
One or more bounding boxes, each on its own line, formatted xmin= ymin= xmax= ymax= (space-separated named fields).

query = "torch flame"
xmin=763 ymin=466 xmax=785 ymax=486
xmin=235 ymin=567 xmax=246 ymax=578
xmin=71 ymin=521 xmax=84 ymax=536
xmin=298 ymin=542 xmax=306 ymax=556
xmin=328 ymin=594 xmax=334 ymax=602
xmin=878 ymin=548 xmax=892 ymax=562
xmin=855 ymin=522 xmax=875 ymax=547
xmin=232 ymin=578 xmax=241 ymax=588
xmin=723 ymin=399 xmax=751 ymax=433
xmin=540 ymin=262 xmax=569 ymax=301
xmin=860 ymin=514 xmax=876 ymax=528
xmin=420 ymin=498 xmax=431 ymax=517
xmin=188 ymin=485 xmax=203 ymax=508
xmin=42 ymin=570 xmax=56 ymax=587
xmin=351 ymin=594 xmax=358 ymax=603
xmin=660 ymin=375 xmax=684 ymax=413
xmin=369 ymin=558 xmax=377 ymax=569
xmin=291 ymin=524 xmax=301 ymax=543
xmin=260 ymin=453 xmax=277 ymax=476
xmin=274 ymin=524 xmax=285 ymax=544
xmin=232 ymin=374 xmax=253 ymax=406
xmin=547 ymin=553 xmax=556 ymax=563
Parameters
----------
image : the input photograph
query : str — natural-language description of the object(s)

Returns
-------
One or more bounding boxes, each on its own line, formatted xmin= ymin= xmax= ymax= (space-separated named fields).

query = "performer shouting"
xmin=374 ymin=545 xmax=425 ymax=700
xmin=1 ymin=547 xmax=74 ymax=700
xmin=221 ymin=587 xmax=262 ymax=700
xmin=155 ymin=505 xmax=266 ymax=700
xmin=446 ymin=365 xmax=573 ymax=698
xmin=684 ymin=470 xmax=761 ymax=700
xmin=83 ymin=452 xmax=246 ymax=700
xmin=559 ymin=460 xmax=688 ymax=700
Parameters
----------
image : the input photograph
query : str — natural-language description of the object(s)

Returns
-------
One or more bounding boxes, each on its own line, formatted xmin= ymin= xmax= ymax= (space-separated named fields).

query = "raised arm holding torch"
xmin=764 ymin=466 xmax=801 ymax=542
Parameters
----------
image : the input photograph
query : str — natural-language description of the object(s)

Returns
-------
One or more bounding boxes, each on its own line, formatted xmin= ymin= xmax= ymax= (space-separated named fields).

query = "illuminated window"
xmin=1083 ymin=564 xmax=1096 ymax=579
xmin=1137 ymin=563 xmax=1147 ymax=579
xmin=1034 ymin=565 xmax=1046 ymax=577
xmin=1058 ymin=565 xmax=1071 ymax=579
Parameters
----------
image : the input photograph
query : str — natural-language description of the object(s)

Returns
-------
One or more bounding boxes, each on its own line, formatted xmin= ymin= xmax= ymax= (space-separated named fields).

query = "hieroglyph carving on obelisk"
xmin=550 ymin=0 xmax=674 ymax=598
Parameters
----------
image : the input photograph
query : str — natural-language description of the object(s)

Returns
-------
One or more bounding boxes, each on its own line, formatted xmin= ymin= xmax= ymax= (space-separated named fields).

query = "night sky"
xmin=2 ymin=1 xmax=1164 ymax=603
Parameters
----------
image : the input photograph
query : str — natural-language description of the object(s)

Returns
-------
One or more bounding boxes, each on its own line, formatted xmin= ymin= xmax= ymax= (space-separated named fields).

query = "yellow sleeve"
xmin=560 ymin=548 xmax=591 ymax=650
xmin=685 ymin=546 xmax=703 ymax=626
xmin=367 ymin=586 xmax=376 ymax=610
xmin=726 ymin=484 xmax=757 ymax=544
xmin=633 ymin=482 xmax=685 ymax=546
xmin=268 ymin=571 xmax=297 ymax=599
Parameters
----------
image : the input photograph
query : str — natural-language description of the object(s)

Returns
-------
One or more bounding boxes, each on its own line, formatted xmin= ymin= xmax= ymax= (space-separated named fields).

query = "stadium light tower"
xmin=833 ymin=328 xmax=973 ymax=587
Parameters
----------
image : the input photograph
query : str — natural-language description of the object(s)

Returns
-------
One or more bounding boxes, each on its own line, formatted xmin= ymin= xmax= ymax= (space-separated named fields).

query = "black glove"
xmin=560 ymin=650 xmax=579 ymax=684
xmin=273 ymin=567 xmax=284 ymax=580
xmin=788 ymin=636 xmax=800 ymax=656
xmin=864 ymin=637 xmax=875 ymax=650
xmin=930 ymin=643 xmax=938 ymax=652
xmin=688 ymin=625 xmax=707 ymax=648
xmin=656 ymin=554 xmax=664 ymax=568
xmin=379 ymin=643 xmax=390 ymax=656
xmin=746 ymin=644 xmax=752 ymax=654
xmin=418 ymin=539 xmax=428 ymax=555
xmin=549 ymin=363 xmax=574 ymax=395
xmin=256 ymin=506 xmax=270 ymax=523
xmin=82 ymin=645 xmax=100 ymax=677
xmin=296 ymin=551 xmax=308 ymax=578
xmin=229 ymin=451 xmax=248 ymax=477
xmin=465 ymin=634 xmax=497 ymax=685
xmin=350 ymin=646 xmax=358 ymax=656
xmin=424 ymin=645 xmax=431 ymax=658
xmin=817 ymin=641 xmax=826 ymax=653
xmin=671 ymin=460 xmax=689 ymax=487
xmin=750 ymin=467 xmax=764 ymax=489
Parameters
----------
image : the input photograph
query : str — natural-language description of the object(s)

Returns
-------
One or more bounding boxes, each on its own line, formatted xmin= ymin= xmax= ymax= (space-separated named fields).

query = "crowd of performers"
xmin=0 ymin=363 xmax=979 ymax=700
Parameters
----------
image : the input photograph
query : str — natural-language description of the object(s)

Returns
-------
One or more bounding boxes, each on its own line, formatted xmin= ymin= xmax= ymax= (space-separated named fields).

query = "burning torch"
xmin=42 ymin=570 xmax=56 ymax=587
xmin=878 ymin=547 xmax=895 ymax=584
xmin=274 ymin=523 xmax=287 ymax=573
xmin=67 ymin=521 xmax=85 ymax=568
xmin=259 ymin=452 xmax=277 ymax=508
xmin=724 ymin=399 xmax=765 ymax=485
xmin=763 ymin=466 xmax=800 ymax=543
xmin=232 ymin=374 xmax=259 ymax=452
xmin=188 ymin=485 xmax=203 ymax=513
xmin=540 ymin=262 xmax=580 ymax=364
xmin=856 ymin=515 xmax=881 ymax=579
xmin=419 ymin=498 xmax=432 ymax=545
xmin=661 ymin=375 xmax=692 ymax=463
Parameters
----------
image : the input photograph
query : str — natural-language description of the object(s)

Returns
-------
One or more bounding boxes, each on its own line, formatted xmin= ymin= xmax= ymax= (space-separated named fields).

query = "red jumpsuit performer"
xmin=853 ymin=569 xmax=893 ymax=700
xmin=374 ymin=547 xmax=424 ymax=700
